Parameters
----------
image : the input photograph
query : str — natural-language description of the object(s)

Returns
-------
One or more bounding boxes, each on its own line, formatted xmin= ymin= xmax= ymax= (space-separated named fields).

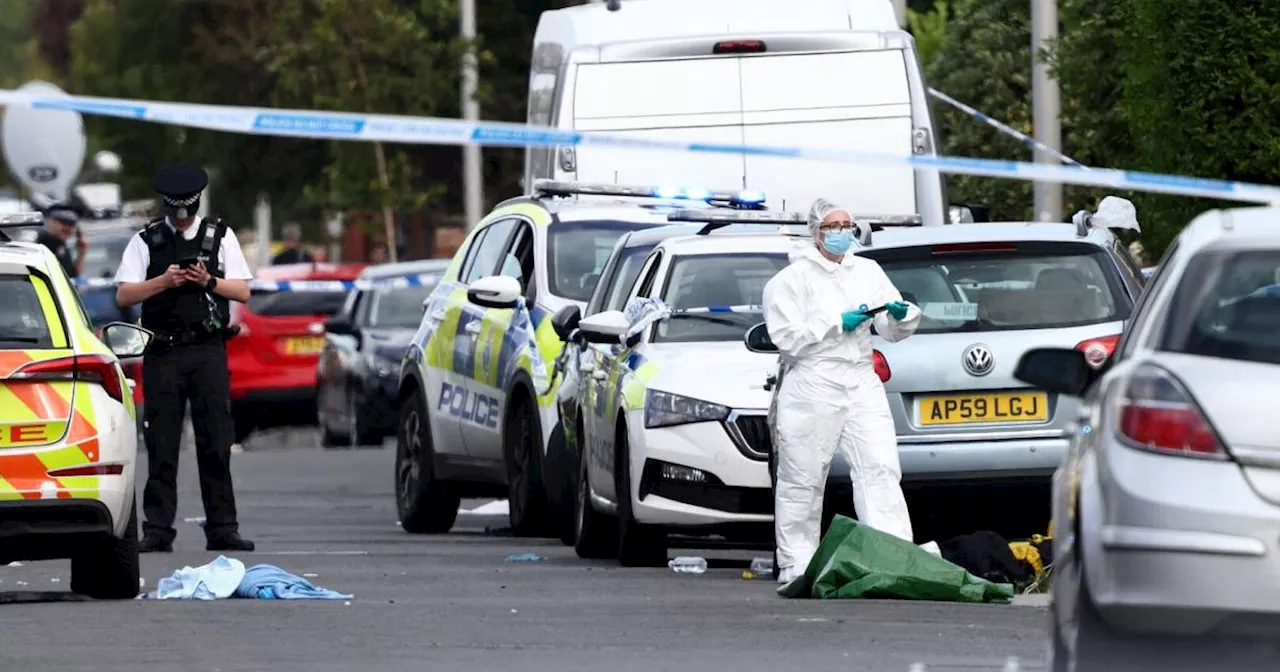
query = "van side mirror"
xmin=743 ymin=322 xmax=778 ymax=354
xmin=551 ymin=305 xmax=581 ymax=341
xmin=1013 ymin=348 xmax=1097 ymax=397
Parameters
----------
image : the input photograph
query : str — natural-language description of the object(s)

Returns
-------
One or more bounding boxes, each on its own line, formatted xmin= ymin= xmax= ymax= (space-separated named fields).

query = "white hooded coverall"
xmin=762 ymin=211 xmax=922 ymax=582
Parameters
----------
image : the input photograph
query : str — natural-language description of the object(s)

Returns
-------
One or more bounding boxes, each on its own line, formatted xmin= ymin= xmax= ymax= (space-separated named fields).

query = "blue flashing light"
xmin=734 ymin=190 xmax=766 ymax=205
xmin=683 ymin=187 xmax=712 ymax=201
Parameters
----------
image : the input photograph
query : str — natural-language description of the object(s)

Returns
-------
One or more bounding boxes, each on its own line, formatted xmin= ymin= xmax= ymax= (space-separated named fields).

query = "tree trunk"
xmin=353 ymin=53 xmax=397 ymax=263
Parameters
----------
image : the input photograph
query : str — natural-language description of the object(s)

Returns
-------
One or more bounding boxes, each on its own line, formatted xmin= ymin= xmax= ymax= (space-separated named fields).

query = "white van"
xmin=526 ymin=0 xmax=952 ymax=223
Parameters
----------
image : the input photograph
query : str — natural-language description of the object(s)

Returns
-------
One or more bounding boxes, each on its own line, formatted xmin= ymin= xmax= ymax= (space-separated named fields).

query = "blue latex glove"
xmin=885 ymin=301 xmax=910 ymax=320
xmin=841 ymin=310 xmax=871 ymax=332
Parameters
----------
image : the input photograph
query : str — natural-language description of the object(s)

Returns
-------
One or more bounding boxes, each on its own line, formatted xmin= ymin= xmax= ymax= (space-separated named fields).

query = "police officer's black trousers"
xmin=141 ymin=338 xmax=239 ymax=543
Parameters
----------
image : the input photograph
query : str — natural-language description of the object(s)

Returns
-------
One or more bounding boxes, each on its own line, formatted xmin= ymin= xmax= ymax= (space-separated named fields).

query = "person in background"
xmin=271 ymin=222 xmax=313 ymax=265
xmin=762 ymin=197 xmax=928 ymax=589
xmin=368 ymin=245 xmax=388 ymax=264
xmin=36 ymin=203 xmax=87 ymax=278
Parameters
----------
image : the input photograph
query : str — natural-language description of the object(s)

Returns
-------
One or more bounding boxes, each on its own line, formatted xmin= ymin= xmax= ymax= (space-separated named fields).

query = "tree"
xmin=252 ymin=0 xmax=467 ymax=261
xmin=925 ymin=0 xmax=1034 ymax=221
xmin=68 ymin=0 xmax=327 ymax=226
xmin=1119 ymin=0 xmax=1280 ymax=256
xmin=906 ymin=0 xmax=948 ymax=69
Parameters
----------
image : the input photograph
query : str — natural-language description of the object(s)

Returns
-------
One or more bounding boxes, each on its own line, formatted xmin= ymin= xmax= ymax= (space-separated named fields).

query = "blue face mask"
xmin=821 ymin=229 xmax=853 ymax=255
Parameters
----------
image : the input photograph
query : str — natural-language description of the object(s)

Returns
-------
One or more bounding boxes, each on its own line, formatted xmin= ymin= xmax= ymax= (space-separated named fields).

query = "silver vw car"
xmin=745 ymin=209 xmax=1148 ymax=537
xmin=1018 ymin=207 xmax=1280 ymax=670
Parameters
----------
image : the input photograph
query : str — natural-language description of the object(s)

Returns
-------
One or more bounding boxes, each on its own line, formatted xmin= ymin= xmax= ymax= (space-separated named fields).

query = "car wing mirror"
xmin=466 ymin=275 xmax=523 ymax=310
xmin=101 ymin=321 xmax=153 ymax=359
xmin=1013 ymin=347 xmax=1096 ymax=397
xmin=743 ymin=321 xmax=778 ymax=354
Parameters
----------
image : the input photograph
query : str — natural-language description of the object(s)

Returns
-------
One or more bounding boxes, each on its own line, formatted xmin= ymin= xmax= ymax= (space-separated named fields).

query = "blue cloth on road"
xmin=234 ymin=564 xmax=353 ymax=600
xmin=154 ymin=555 xmax=247 ymax=600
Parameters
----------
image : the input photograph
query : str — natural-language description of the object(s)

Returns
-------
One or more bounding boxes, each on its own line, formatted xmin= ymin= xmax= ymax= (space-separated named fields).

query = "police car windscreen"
xmin=860 ymin=241 xmax=1130 ymax=334
xmin=0 ymin=276 xmax=54 ymax=348
xmin=547 ymin=220 xmax=661 ymax=301
xmin=247 ymin=290 xmax=349 ymax=317
xmin=653 ymin=252 xmax=789 ymax=343
xmin=1160 ymin=248 xmax=1280 ymax=366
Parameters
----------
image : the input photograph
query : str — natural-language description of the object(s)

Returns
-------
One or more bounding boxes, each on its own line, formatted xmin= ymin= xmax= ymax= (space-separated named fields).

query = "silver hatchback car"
xmin=745 ymin=213 xmax=1148 ymax=534
xmin=1017 ymin=207 xmax=1280 ymax=670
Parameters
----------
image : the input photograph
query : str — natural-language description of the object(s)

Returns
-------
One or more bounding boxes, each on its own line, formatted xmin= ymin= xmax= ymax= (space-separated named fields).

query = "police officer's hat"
xmin=153 ymin=164 xmax=209 ymax=218
xmin=46 ymin=203 xmax=79 ymax=224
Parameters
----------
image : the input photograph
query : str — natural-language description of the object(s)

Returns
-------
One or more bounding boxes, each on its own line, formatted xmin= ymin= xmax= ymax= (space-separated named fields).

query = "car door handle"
xmin=592 ymin=368 xmax=608 ymax=381
xmin=428 ymin=309 xmax=447 ymax=322
xmin=464 ymin=321 xmax=482 ymax=335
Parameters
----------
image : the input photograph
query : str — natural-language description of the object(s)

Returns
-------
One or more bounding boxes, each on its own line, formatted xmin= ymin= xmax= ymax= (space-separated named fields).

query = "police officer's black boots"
xmin=140 ymin=535 xmax=174 ymax=554
xmin=206 ymin=532 xmax=255 ymax=552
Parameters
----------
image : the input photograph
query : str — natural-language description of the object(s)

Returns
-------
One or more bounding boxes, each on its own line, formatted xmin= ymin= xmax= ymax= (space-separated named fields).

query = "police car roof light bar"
xmin=667 ymin=208 xmax=809 ymax=235
xmin=532 ymin=179 xmax=767 ymax=209
xmin=0 ymin=212 xmax=44 ymax=242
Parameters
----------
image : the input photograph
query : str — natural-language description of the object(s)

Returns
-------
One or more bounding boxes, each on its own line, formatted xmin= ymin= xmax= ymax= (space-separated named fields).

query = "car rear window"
xmin=861 ymin=241 xmax=1129 ymax=334
xmin=1160 ymin=248 xmax=1280 ymax=366
xmin=247 ymin=290 xmax=349 ymax=317
xmin=547 ymin=220 xmax=659 ymax=302
xmin=653 ymin=252 xmax=790 ymax=343
xmin=0 ymin=275 xmax=53 ymax=348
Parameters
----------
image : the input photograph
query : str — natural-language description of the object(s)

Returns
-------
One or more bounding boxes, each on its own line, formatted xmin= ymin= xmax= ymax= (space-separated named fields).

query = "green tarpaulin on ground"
xmin=778 ymin=515 xmax=1015 ymax=603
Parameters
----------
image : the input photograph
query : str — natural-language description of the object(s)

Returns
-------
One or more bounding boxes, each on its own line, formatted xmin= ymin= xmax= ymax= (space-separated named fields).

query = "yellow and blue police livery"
xmin=392 ymin=181 xmax=766 ymax=538
xmin=562 ymin=210 xmax=801 ymax=566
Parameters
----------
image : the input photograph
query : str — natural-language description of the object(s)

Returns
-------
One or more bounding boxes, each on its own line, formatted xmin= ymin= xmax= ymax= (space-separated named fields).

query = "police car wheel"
xmin=543 ymin=422 xmax=577 ymax=546
xmin=70 ymin=495 xmax=141 ymax=599
xmin=395 ymin=390 xmax=459 ymax=534
xmin=615 ymin=422 xmax=667 ymax=568
xmin=504 ymin=393 xmax=550 ymax=537
xmin=573 ymin=416 xmax=617 ymax=560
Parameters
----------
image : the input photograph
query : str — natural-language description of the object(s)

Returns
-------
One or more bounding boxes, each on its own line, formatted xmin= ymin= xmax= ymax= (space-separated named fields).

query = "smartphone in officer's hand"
xmin=177 ymin=256 xmax=200 ymax=269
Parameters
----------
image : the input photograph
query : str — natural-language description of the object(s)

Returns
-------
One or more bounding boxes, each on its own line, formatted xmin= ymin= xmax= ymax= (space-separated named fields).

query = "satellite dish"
xmin=1 ymin=81 xmax=87 ymax=202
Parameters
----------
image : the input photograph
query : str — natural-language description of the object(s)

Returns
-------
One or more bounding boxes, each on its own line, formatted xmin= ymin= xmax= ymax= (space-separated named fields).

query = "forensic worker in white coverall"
xmin=762 ymin=198 xmax=923 ymax=586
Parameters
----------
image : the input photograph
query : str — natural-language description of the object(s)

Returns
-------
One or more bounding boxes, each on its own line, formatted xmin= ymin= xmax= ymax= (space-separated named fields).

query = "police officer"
xmin=35 ymin=203 xmax=86 ymax=278
xmin=114 ymin=164 xmax=256 ymax=553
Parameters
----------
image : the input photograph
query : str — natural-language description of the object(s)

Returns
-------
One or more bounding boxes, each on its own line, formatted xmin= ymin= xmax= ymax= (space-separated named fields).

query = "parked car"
xmin=743 ymin=202 xmax=1149 ymax=541
xmin=227 ymin=262 xmax=367 ymax=442
xmin=316 ymin=259 xmax=450 ymax=448
xmin=1016 ymin=207 xmax=1280 ymax=670
xmin=392 ymin=179 xmax=759 ymax=538
xmin=0 ymin=219 xmax=152 ymax=599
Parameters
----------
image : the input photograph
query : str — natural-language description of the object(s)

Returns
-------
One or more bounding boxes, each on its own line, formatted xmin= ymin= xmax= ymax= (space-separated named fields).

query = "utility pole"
xmin=1031 ymin=0 xmax=1062 ymax=222
xmin=460 ymin=0 xmax=484 ymax=231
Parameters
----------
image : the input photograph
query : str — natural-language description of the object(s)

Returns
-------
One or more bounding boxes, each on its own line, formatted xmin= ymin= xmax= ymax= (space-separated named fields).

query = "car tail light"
xmin=713 ymin=39 xmax=766 ymax=54
xmin=873 ymin=350 xmax=891 ymax=382
xmin=1076 ymin=334 xmax=1120 ymax=369
xmin=10 ymin=354 xmax=127 ymax=404
xmin=47 ymin=463 xmax=125 ymax=478
xmin=1118 ymin=364 xmax=1222 ymax=457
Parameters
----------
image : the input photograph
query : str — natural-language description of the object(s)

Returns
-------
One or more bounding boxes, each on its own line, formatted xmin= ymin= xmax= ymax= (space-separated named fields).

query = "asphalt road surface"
xmin=0 ymin=431 xmax=1050 ymax=672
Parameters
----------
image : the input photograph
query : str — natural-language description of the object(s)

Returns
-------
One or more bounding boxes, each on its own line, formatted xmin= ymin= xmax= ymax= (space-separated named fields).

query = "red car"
xmin=227 ymin=262 xmax=366 ymax=442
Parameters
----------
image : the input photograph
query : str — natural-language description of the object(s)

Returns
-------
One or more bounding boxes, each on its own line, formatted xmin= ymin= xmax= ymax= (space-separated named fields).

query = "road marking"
xmin=254 ymin=551 xmax=370 ymax=556
xmin=459 ymin=499 xmax=509 ymax=516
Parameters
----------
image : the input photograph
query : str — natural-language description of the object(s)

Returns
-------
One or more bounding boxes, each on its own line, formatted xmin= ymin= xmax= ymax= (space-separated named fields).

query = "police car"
xmin=393 ymin=181 xmax=770 ymax=537
xmin=558 ymin=210 xmax=815 ymax=565
xmin=0 ymin=214 xmax=154 ymax=599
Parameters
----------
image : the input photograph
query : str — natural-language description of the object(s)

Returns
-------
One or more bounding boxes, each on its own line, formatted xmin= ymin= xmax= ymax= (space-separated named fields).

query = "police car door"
xmin=587 ymin=248 xmax=664 ymax=504
xmin=426 ymin=218 xmax=515 ymax=457
xmin=459 ymin=218 xmax=536 ymax=461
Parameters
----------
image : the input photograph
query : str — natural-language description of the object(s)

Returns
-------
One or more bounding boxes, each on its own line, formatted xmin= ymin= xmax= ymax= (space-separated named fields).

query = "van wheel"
xmin=542 ymin=421 xmax=576 ymax=546
xmin=396 ymin=390 xmax=459 ymax=533
xmin=574 ymin=418 xmax=617 ymax=560
xmin=505 ymin=393 xmax=550 ymax=537
xmin=615 ymin=422 xmax=667 ymax=567
xmin=71 ymin=495 xmax=140 ymax=600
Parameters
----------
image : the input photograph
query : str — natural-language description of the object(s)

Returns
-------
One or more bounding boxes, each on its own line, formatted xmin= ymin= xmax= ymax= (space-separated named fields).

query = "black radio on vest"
xmin=139 ymin=215 xmax=231 ymax=336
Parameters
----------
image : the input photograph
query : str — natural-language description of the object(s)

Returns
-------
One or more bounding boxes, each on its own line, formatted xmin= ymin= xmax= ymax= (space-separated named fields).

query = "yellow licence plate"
xmin=283 ymin=336 xmax=325 ymax=355
xmin=918 ymin=391 xmax=1049 ymax=426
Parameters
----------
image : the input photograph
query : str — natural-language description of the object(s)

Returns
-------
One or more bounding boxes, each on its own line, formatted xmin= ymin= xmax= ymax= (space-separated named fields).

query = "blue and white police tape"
xmin=672 ymin=305 xmax=763 ymax=314
xmin=72 ymin=273 xmax=441 ymax=292
xmin=927 ymin=88 xmax=1086 ymax=168
xmin=3 ymin=89 xmax=1279 ymax=205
